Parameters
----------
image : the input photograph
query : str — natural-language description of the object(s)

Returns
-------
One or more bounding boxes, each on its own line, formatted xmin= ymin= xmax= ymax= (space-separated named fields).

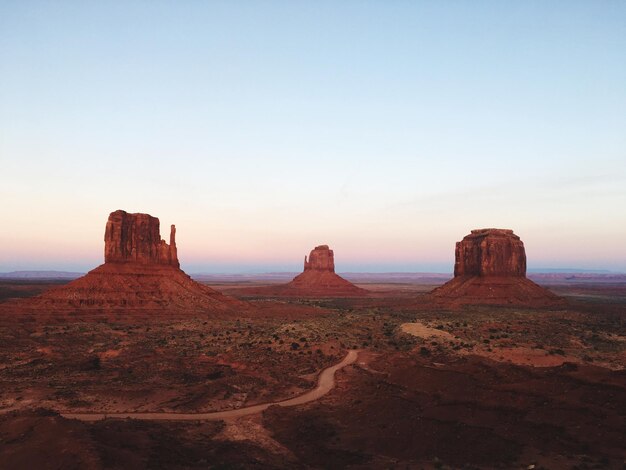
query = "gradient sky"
xmin=1 ymin=1 xmax=625 ymax=273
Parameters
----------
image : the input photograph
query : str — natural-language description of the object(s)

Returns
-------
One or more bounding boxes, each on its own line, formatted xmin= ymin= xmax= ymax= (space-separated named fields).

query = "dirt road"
xmin=61 ymin=350 xmax=359 ymax=422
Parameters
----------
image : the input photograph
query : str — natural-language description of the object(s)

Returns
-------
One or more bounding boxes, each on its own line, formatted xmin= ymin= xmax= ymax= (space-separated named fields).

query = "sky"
xmin=1 ymin=1 xmax=625 ymax=273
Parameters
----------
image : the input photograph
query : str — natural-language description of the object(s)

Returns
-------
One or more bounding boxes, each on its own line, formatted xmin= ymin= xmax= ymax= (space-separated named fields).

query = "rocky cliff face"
xmin=284 ymin=245 xmax=366 ymax=296
xmin=432 ymin=228 xmax=564 ymax=307
xmin=104 ymin=210 xmax=179 ymax=268
xmin=13 ymin=210 xmax=242 ymax=313
xmin=454 ymin=229 xmax=526 ymax=277
xmin=303 ymin=245 xmax=335 ymax=272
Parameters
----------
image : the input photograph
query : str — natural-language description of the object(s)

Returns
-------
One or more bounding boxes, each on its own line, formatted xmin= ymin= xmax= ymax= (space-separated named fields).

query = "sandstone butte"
xmin=430 ymin=228 xmax=565 ymax=307
xmin=230 ymin=245 xmax=367 ymax=298
xmin=284 ymin=245 xmax=367 ymax=296
xmin=11 ymin=210 xmax=241 ymax=313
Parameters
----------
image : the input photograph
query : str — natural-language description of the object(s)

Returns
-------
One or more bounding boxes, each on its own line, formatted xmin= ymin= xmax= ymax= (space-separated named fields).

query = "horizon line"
xmin=1 ymin=268 xmax=624 ymax=276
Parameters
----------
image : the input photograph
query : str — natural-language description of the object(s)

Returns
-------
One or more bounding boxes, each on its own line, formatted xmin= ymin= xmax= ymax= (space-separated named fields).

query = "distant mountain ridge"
xmin=1 ymin=270 xmax=624 ymax=283
xmin=527 ymin=268 xmax=615 ymax=273
xmin=0 ymin=271 xmax=84 ymax=279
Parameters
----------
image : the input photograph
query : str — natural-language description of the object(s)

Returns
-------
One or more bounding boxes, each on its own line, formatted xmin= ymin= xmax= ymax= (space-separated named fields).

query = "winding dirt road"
xmin=61 ymin=350 xmax=359 ymax=422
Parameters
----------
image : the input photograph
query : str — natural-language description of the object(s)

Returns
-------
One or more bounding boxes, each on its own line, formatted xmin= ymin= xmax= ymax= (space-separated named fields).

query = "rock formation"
xmin=303 ymin=245 xmax=335 ymax=272
xmin=12 ymin=210 xmax=241 ymax=313
xmin=104 ymin=210 xmax=179 ymax=267
xmin=431 ymin=229 xmax=564 ymax=307
xmin=226 ymin=245 xmax=367 ymax=298
xmin=454 ymin=229 xmax=526 ymax=277
xmin=284 ymin=245 xmax=367 ymax=296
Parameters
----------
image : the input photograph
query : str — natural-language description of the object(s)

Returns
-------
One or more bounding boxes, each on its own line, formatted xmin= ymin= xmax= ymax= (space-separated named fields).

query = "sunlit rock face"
xmin=454 ymin=229 xmax=526 ymax=277
xmin=10 ymin=210 xmax=242 ymax=313
xmin=104 ymin=210 xmax=179 ymax=268
xmin=286 ymin=245 xmax=366 ymax=296
xmin=431 ymin=228 xmax=564 ymax=308
xmin=303 ymin=245 xmax=335 ymax=272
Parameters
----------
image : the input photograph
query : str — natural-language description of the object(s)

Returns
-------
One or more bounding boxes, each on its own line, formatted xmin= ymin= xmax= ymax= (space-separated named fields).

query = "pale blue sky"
xmin=1 ymin=1 xmax=625 ymax=273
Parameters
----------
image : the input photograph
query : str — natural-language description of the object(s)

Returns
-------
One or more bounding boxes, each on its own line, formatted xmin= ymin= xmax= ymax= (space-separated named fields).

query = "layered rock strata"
xmin=431 ymin=229 xmax=564 ymax=307
xmin=12 ymin=210 xmax=240 ymax=312
xmin=227 ymin=245 xmax=367 ymax=298
xmin=284 ymin=245 xmax=367 ymax=296
xmin=104 ymin=210 xmax=179 ymax=267
xmin=303 ymin=245 xmax=335 ymax=272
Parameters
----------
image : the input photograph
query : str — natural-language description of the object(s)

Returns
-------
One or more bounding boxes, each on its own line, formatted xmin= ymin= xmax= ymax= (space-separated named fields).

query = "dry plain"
xmin=0 ymin=276 xmax=624 ymax=469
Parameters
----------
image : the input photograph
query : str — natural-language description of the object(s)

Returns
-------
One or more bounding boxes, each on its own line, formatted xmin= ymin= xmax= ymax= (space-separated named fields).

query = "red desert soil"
xmin=0 ymin=409 xmax=288 ymax=469
xmin=401 ymin=320 xmax=583 ymax=367
xmin=263 ymin=349 xmax=626 ymax=469
xmin=1 ymin=272 xmax=624 ymax=468
xmin=60 ymin=350 xmax=358 ymax=422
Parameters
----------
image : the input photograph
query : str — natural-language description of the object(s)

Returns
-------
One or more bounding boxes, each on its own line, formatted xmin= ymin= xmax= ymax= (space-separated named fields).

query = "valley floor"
xmin=0 ymin=280 xmax=624 ymax=469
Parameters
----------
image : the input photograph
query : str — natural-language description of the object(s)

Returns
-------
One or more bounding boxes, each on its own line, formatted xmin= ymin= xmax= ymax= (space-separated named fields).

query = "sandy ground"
xmin=400 ymin=322 xmax=457 ymax=341
xmin=401 ymin=321 xmax=583 ymax=368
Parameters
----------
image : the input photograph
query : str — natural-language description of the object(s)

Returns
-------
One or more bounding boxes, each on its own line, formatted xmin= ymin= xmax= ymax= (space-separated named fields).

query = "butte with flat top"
xmin=286 ymin=245 xmax=366 ymax=295
xmin=230 ymin=245 xmax=368 ymax=298
xmin=4 ymin=210 xmax=240 ymax=313
xmin=430 ymin=228 xmax=565 ymax=307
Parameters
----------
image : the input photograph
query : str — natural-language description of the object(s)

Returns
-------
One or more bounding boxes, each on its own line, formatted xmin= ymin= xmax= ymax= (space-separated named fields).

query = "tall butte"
xmin=285 ymin=245 xmax=367 ymax=296
xmin=431 ymin=228 xmax=564 ymax=307
xmin=104 ymin=210 xmax=179 ymax=267
xmin=22 ymin=210 xmax=240 ymax=312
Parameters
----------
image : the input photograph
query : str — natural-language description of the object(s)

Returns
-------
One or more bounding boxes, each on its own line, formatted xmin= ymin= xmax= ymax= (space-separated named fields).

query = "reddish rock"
xmin=432 ymin=229 xmax=564 ymax=307
xmin=12 ymin=210 xmax=242 ymax=313
xmin=229 ymin=245 xmax=367 ymax=298
xmin=104 ymin=210 xmax=179 ymax=267
xmin=285 ymin=245 xmax=367 ymax=296
xmin=303 ymin=245 xmax=335 ymax=272
xmin=454 ymin=229 xmax=526 ymax=277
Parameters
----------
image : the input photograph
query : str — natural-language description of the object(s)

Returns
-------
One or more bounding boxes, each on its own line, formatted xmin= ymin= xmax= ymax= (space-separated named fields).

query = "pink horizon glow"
xmin=1 ymin=213 xmax=623 ymax=273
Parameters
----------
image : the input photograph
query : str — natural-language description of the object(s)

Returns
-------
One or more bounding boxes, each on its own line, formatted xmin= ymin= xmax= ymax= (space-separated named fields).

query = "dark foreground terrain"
xmin=0 ymin=278 xmax=624 ymax=469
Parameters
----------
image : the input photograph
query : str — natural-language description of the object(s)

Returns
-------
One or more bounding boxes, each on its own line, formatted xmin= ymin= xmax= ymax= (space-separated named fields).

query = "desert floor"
xmin=0 ymin=278 xmax=624 ymax=469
